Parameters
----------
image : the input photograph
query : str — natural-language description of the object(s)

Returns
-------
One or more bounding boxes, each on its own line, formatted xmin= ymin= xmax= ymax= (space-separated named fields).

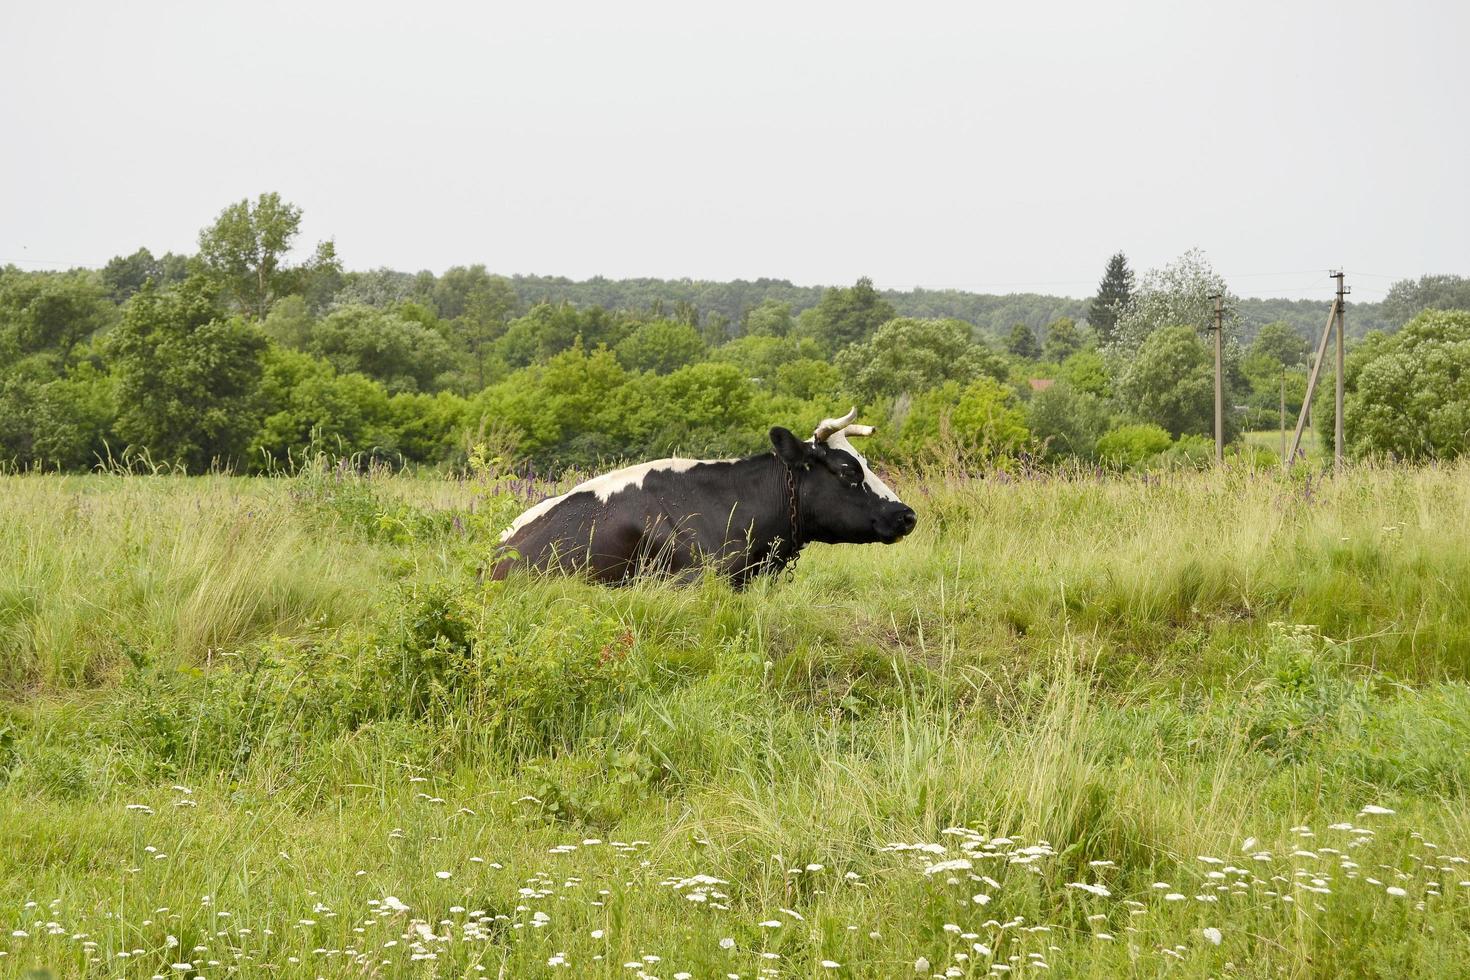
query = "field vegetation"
xmin=3 ymin=459 xmax=1470 ymax=977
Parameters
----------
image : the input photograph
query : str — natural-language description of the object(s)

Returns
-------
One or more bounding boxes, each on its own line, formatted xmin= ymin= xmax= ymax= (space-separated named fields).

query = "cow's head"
xmin=770 ymin=409 xmax=917 ymax=545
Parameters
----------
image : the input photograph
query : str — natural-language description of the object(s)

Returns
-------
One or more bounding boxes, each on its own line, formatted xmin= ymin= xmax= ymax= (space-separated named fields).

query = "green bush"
xmin=889 ymin=376 xmax=1032 ymax=465
xmin=1095 ymin=423 xmax=1171 ymax=467
xmin=1338 ymin=309 xmax=1470 ymax=460
xmin=1153 ymin=433 xmax=1213 ymax=469
xmin=1026 ymin=382 xmax=1109 ymax=460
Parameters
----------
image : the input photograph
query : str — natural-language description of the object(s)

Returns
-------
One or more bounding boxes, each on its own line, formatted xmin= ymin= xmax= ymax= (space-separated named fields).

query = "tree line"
xmin=3 ymin=193 xmax=1468 ymax=474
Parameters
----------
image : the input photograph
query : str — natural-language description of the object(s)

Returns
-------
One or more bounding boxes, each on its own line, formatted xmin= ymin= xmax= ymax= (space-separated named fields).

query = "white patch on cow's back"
xmin=822 ymin=432 xmax=901 ymax=502
xmin=498 ymin=457 xmax=712 ymax=542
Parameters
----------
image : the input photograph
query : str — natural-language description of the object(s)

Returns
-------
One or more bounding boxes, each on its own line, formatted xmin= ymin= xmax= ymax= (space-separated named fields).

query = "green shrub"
xmin=1244 ymin=623 xmax=1367 ymax=763
xmin=1095 ymin=423 xmax=1171 ymax=467
xmin=1152 ymin=433 xmax=1213 ymax=469
xmin=1026 ymin=382 xmax=1109 ymax=460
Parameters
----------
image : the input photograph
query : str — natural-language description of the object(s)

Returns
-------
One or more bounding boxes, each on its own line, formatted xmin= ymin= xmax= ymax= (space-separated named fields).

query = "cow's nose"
xmin=896 ymin=506 xmax=917 ymax=534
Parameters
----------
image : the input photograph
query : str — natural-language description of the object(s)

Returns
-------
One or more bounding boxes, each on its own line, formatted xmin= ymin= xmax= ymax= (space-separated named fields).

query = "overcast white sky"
xmin=2 ymin=0 xmax=1466 ymax=300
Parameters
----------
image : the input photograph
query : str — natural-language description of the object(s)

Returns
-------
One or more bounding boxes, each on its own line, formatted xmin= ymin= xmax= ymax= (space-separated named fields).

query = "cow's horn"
xmin=813 ymin=407 xmax=858 ymax=442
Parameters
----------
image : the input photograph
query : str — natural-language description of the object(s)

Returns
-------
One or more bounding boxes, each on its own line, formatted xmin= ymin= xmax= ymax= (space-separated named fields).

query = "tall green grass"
xmin=2 ymin=461 xmax=1469 ymax=977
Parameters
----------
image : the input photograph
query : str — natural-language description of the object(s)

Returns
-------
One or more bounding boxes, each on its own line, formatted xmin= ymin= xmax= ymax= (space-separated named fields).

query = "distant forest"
xmin=349 ymin=270 xmax=1389 ymax=345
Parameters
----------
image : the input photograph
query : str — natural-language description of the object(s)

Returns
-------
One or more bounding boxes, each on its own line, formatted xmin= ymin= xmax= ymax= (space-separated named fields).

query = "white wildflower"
xmin=924 ymin=858 xmax=973 ymax=876
xmin=1067 ymin=882 xmax=1111 ymax=897
xmin=1202 ymin=927 xmax=1222 ymax=945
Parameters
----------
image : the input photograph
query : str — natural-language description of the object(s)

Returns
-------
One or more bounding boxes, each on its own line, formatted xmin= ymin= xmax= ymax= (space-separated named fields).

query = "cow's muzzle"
xmin=877 ymin=504 xmax=918 ymax=543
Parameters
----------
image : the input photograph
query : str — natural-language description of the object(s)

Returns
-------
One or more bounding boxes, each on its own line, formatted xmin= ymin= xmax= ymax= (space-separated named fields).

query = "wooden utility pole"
xmin=1210 ymin=293 xmax=1224 ymax=464
xmin=1280 ymin=368 xmax=1287 ymax=467
xmin=1286 ymin=294 xmax=1341 ymax=468
xmin=1331 ymin=271 xmax=1348 ymax=473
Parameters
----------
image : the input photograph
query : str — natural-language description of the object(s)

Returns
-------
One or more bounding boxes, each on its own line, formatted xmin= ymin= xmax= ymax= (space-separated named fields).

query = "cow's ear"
xmin=769 ymin=427 xmax=811 ymax=469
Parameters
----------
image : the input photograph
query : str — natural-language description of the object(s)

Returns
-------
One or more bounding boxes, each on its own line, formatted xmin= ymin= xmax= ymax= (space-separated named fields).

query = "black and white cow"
xmin=490 ymin=409 xmax=917 ymax=586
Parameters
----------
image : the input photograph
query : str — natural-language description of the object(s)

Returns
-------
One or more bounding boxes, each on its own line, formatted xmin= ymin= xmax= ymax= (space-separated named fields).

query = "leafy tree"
xmin=639 ymin=362 xmax=761 ymax=456
xmin=498 ymin=302 xmax=628 ymax=368
xmin=0 ymin=370 xmax=111 ymax=468
xmin=1109 ymin=249 xmax=1235 ymax=360
xmin=1042 ymin=316 xmax=1085 ymax=361
xmin=433 ymin=267 xmax=519 ymax=388
xmin=1237 ymin=322 xmax=1311 ymax=427
xmin=1249 ymin=321 xmax=1309 ymax=368
xmin=1240 ymin=359 xmax=1307 ymax=431
xmin=672 ymin=300 xmax=700 ymax=329
xmin=1057 ymin=349 xmax=1111 ymax=397
xmin=195 ymin=192 xmax=306 ymax=320
xmin=261 ymin=295 xmax=315 ymax=350
xmin=469 ymin=343 xmax=635 ymax=467
xmin=292 ymin=240 xmax=344 ymax=313
xmin=250 ymin=347 xmax=397 ymax=465
xmin=772 ymin=358 xmax=842 ymax=401
xmin=106 ymin=281 xmax=267 ymax=469
xmin=836 ymin=317 xmax=1005 ymax=401
xmin=802 ymin=277 xmax=896 ymax=352
xmin=700 ymin=310 xmax=732 ymax=347
xmin=309 ymin=304 xmax=456 ymax=393
xmin=433 ymin=265 xmax=494 ymax=320
xmin=1027 ymin=382 xmax=1110 ymax=460
xmin=744 ymin=299 xmax=793 ymax=337
xmin=334 ymin=268 xmax=428 ymax=309
xmin=1005 ymin=322 xmax=1040 ymax=360
xmin=1116 ymin=324 xmax=1228 ymax=439
xmin=614 ymin=319 xmax=705 ymax=375
xmin=710 ymin=335 xmax=823 ymax=386
xmin=1331 ymin=309 xmax=1470 ymax=460
xmin=1381 ymin=275 xmax=1470 ymax=327
xmin=0 ymin=268 xmax=116 ymax=363
xmin=892 ymin=377 xmax=1031 ymax=463
xmin=101 ymin=247 xmax=188 ymax=302
xmin=388 ymin=390 xmax=470 ymax=465
xmin=1088 ymin=252 xmax=1134 ymax=345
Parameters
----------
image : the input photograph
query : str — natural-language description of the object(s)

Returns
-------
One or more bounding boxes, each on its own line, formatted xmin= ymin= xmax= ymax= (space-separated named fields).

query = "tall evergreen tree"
xmin=1089 ymin=252 xmax=1134 ymax=345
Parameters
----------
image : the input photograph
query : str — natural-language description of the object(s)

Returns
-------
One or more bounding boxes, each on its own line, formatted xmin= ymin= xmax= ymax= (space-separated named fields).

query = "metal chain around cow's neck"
xmin=776 ymin=454 xmax=802 ymax=559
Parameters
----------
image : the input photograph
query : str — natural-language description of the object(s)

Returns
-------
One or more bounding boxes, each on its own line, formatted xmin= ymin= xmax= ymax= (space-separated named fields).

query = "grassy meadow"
xmin=3 ymin=460 xmax=1470 ymax=978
